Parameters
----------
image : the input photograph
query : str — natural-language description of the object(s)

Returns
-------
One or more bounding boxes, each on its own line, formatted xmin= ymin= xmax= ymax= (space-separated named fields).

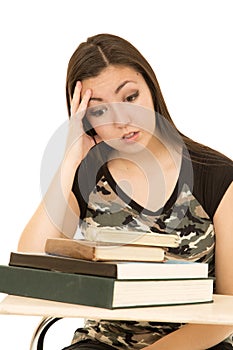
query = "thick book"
xmin=0 ymin=265 xmax=213 ymax=309
xmin=45 ymin=238 xmax=166 ymax=262
xmin=84 ymin=227 xmax=180 ymax=247
xmin=10 ymin=252 xmax=209 ymax=280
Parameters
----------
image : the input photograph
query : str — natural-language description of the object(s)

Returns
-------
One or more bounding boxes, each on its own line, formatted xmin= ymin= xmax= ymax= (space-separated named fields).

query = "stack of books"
xmin=0 ymin=228 xmax=214 ymax=309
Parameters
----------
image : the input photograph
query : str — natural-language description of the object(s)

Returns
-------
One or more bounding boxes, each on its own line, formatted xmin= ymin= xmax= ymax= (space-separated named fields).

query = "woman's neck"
xmin=108 ymin=136 xmax=182 ymax=173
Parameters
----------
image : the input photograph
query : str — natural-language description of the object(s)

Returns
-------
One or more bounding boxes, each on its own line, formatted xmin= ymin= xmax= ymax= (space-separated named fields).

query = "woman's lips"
xmin=122 ymin=131 xmax=140 ymax=143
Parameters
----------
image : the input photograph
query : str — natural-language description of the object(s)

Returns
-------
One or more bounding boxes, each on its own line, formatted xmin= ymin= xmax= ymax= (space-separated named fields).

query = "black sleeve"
xmin=72 ymin=163 xmax=89 ymax=220
xmin=193 ymin=155 xmax=233 ymax=220
xmin=204 ymin=161 xmax=233 ymax=219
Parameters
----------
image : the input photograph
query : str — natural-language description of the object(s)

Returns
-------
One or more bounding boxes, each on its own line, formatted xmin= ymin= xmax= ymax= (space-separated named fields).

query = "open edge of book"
xmin=83 ymin=227 xmax=180 ymax=248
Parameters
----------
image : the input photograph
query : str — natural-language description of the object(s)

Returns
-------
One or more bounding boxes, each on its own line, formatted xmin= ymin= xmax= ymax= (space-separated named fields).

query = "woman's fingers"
xmin=66 ymin=81 xmax=95 ymax=158
xmin=78 ymin=88 xmax=92 ymax=115
xmin=70 ymin=81 xmax=82 ymax=116
xmin=70 ymin=81 xmax=92 ymax=118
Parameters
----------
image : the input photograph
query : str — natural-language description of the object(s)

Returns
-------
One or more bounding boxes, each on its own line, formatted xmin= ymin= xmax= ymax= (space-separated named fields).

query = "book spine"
xmin=9 ymin=253 xmax=118 ymax=278
xmin=0 ymin=265 xmax=114 ymax=309
xmin=45 ymin=240 xmax=95 ymax=260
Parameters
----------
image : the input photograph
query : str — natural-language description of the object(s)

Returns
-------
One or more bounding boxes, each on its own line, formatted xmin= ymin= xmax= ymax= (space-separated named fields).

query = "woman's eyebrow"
xmin=114 ymin=80 xmax=136 ymax=94
xmin=89 ymin=97 xmax=103 ymax=102
xmin=89 ymin=80 xmax=136 ymax=102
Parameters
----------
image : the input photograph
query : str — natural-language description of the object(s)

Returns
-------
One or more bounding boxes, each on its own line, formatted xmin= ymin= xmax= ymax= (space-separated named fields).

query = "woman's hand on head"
xmin=64 ymin=81 xmax=101 ymax=167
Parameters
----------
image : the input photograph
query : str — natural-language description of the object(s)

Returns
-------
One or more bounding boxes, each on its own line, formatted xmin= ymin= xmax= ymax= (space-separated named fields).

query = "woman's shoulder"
xmin=188 ymin=144 xmax=232 ymax=167
xmin=185 ymin=145 xmax=233 ymax=219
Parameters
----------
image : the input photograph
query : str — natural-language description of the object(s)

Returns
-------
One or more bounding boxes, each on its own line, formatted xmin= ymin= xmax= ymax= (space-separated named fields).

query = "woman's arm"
xmin=214 ymin=181 xmax=233 ymax=295
xmin=17 ymin=82 xmax=95 ymax=252
xmin=17 ymin=163 xmax=80 ymax=252
xmin=145 ymin=324 xmax=233 ymax=350
xmin=145 ymin=182 xmax=233 ymax=350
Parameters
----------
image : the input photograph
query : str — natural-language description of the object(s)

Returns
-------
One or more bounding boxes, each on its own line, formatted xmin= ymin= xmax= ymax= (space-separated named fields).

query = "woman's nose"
xmin=111 ymin=103 xmax=132 ymax=126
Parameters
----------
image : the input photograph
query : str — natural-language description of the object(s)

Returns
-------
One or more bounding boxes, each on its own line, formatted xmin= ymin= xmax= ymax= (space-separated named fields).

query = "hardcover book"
xmin=0 ymin=265 xmax=213 ymax=309
xmin=44 ymin=238 xmax=166 ymax=262
xmin=10 ymin=252 xmax=209 ymax=280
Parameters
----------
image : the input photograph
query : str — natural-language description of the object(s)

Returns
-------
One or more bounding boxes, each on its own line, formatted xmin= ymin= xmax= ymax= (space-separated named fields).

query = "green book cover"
xmin=0 ymin=265 xmax=115 ymax=308
xmin=0 ymin=265 xmax=213 ymax=309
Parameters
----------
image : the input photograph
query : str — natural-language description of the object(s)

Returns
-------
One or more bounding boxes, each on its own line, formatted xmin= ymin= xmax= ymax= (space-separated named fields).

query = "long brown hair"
xmin=66 ymin=33 xmax=231 ymax=164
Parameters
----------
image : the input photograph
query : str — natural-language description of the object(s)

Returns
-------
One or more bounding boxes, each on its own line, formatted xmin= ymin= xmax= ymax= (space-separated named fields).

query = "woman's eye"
xmin=125 ymin=91 xmax=139 ymax=102
xmin=88 ymin=106 xmax=108 ymax=117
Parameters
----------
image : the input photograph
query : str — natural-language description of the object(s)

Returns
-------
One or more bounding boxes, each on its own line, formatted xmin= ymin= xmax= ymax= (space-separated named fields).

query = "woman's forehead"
xmin=81 ymin=65 xmax=142 ymax=98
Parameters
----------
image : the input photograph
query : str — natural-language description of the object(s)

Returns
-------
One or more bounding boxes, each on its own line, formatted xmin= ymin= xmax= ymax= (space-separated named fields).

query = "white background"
xmin=0 ymin=0 xmax=232 ymax=348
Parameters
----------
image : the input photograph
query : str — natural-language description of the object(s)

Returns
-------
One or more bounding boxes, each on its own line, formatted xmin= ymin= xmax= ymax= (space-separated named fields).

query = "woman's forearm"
xmin=42 ymin=158 xmax=79 ymax=234
xmin=17 ymin=156 xmax=80 ymax=252
xmin=146 ymin=323 xmax=233 ymax=350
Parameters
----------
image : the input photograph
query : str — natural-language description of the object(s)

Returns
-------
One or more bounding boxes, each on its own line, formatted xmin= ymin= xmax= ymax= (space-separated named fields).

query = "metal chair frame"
xmin=30 ymin=317 xmax=62 ymax=350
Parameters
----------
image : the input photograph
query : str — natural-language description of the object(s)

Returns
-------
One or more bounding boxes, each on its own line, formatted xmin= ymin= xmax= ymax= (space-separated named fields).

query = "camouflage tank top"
xmin=70 ymin=147 xmax=233 ymax=349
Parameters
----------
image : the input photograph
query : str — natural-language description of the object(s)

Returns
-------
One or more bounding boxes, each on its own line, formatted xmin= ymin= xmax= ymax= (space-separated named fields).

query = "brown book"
xmin=45 ymin=238 xmax=165 ymax=262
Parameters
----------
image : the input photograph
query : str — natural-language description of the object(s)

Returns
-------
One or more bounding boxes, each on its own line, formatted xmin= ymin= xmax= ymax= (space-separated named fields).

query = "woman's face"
xmin=82 ymin=65 xmax=155 ymax=152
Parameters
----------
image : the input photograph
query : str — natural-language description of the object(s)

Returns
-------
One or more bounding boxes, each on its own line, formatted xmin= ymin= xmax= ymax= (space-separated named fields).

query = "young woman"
xmin=18 ymin=34 xmax=233 ymax=350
